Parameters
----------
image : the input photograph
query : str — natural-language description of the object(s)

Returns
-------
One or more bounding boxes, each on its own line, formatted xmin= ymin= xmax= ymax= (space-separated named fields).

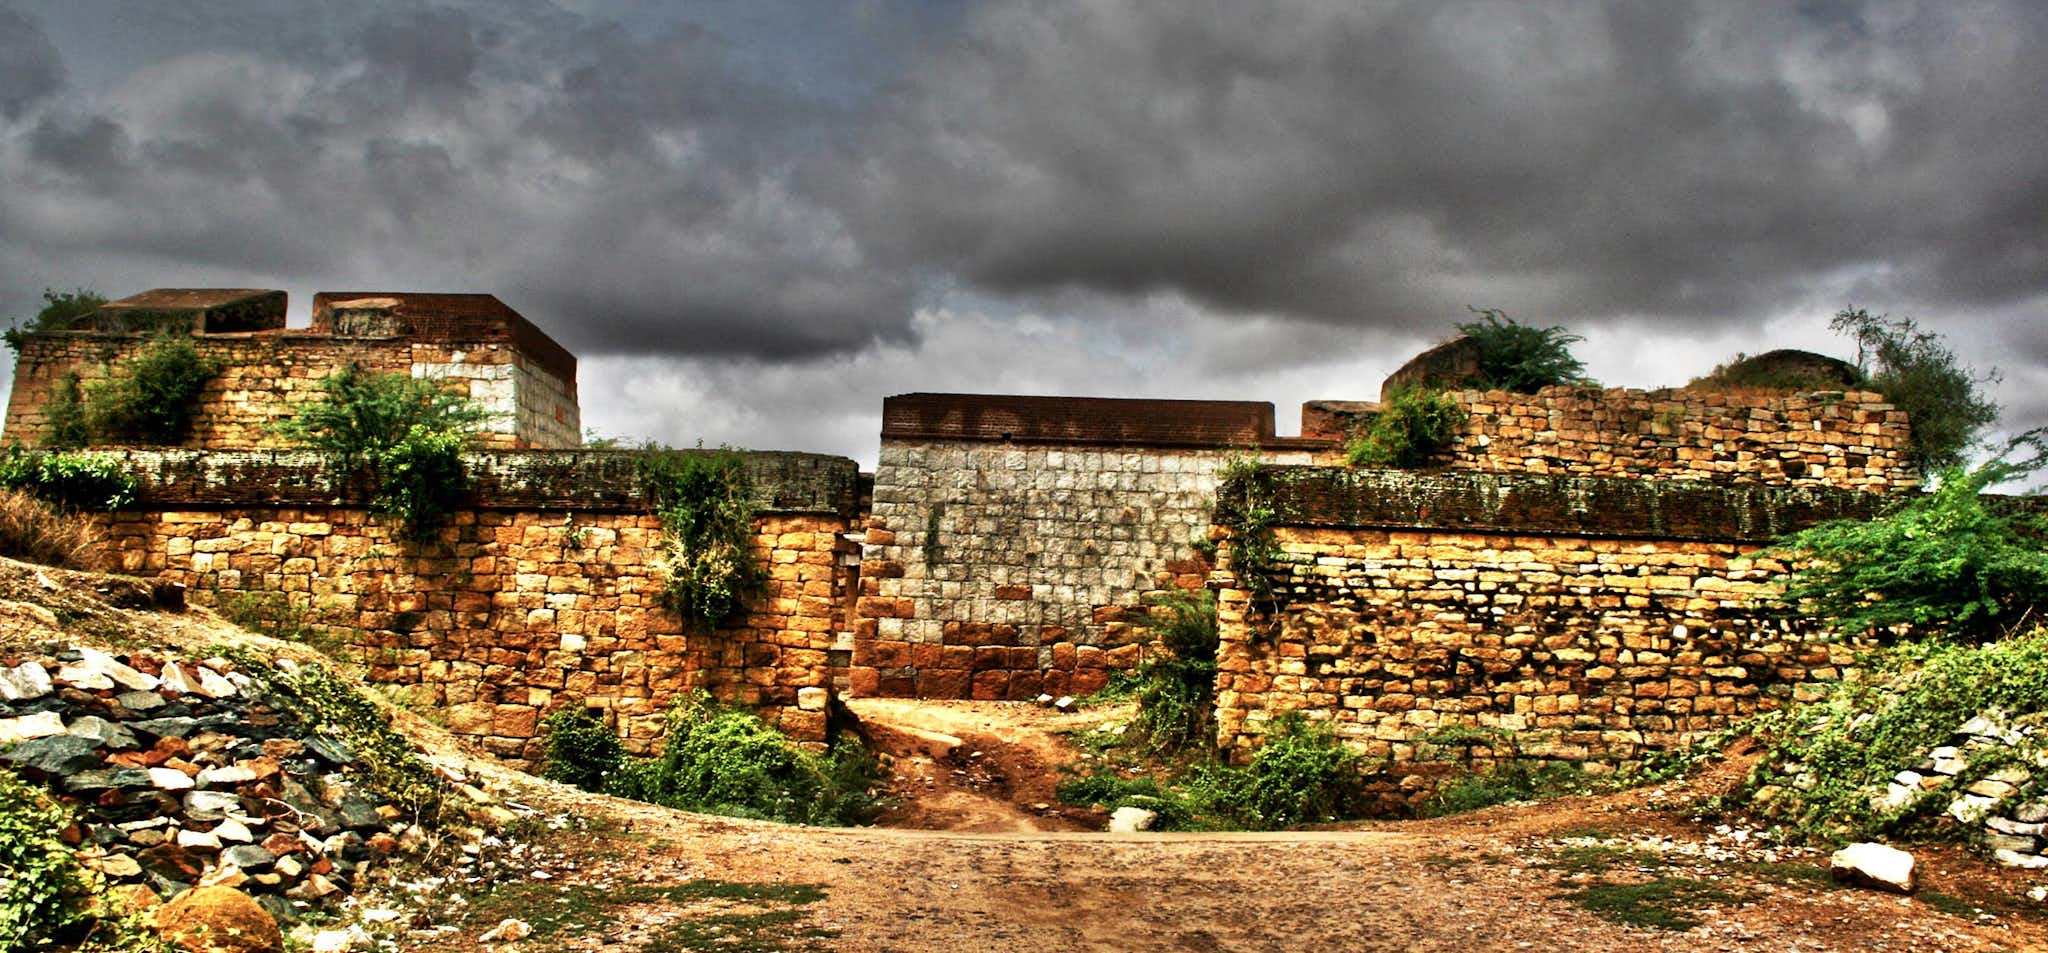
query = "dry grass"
xmin=0 ymin=488 xmax=106 ymax=570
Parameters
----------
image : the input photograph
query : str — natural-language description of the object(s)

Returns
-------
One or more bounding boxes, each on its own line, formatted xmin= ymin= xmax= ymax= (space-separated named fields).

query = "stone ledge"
xmin=97 ymin=448 xmax=862 ymax=516
xmin=1222 ymin=466 xmax=1897 ymax=543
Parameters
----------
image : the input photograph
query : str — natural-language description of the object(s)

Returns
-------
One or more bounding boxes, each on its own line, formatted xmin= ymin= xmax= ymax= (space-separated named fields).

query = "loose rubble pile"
xmin=0 ymin=645 xmax=460 ymax=925
xmin=1868 ymin=710 xmax=2048 ymax=870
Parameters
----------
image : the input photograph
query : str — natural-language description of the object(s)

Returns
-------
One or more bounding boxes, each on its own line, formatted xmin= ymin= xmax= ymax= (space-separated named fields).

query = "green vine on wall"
xmin=1216 ymin=452 xmax=1286 ymax=623
xmin=639 ymin=446 xmax=766 ymax=631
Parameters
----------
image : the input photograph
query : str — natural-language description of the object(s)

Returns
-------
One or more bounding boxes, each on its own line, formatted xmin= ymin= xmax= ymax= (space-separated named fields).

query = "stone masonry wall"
xmin=1212 ymin=467 xmax=1890 ymax=812
xmin=856 ymin=395 xmax=1323 ymax=699
xmin=3 ymin=331 xmax=579 ymax=451
xmin=82 ymin=449 xmax=860 ymax=763
xmin=1444 ymin=386 xmax=1914 ymax=490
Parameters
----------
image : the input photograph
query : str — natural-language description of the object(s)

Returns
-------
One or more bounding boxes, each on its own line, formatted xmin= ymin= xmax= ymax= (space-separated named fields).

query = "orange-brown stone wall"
xmin=96 ymin=507 xmax=851 ymax=762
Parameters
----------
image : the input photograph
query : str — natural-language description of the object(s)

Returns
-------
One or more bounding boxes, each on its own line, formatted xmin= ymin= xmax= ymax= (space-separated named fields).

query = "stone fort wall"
xmin=1302 ymin=385 xmax=1917 ymax=491
xmin=1210 ymin=467 xmax=1892 ymax=811
xmin=852 ymin=394 xmax=1324 ymax=700
xmin=83 ymin=449 xmax=860 ymax=764
xmin=4 ymin=290 xmax=580 ymax=451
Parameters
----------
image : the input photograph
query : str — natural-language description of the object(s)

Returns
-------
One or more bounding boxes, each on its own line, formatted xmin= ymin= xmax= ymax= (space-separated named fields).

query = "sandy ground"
xmin=393 ymin=701 xmax=2048 ymax=953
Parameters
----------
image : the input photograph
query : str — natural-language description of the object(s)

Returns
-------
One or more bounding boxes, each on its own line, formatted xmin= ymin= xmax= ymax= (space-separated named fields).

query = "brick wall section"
xmin=857 ymin=393 xmax=1326 ymax=699
xmin=1212 ymin=467 xmax=1888 ymax=812
xmin=3 ymin=328 xmax=579 ymax=451
xmin=85 ymin=449 xmax=860 ymax=763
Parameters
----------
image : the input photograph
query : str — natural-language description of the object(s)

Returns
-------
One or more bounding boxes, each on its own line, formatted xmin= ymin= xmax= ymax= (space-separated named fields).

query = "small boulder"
xmin=479 ymin=918 xmax=532 ymax=942
xmin=1829 ymin=842 xmax=1915 ymax=894
xmin=151 ymin=885 xmax=283 ymax=953
xmin=1108 ymin=806 xmax=1158 ymax=833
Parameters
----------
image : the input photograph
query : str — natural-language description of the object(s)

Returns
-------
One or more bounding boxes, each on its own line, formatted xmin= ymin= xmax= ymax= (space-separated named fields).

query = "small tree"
xmin=274 ymin=364 xmax=491 ymax=531
xmin=1456 ymin=308 xmax=1588 ymax=393
xmin=80 ymin=332 xmax=222 ymax=445
xmin=1769 ymin=453 xmax=2048 ymax=644
xmin=3 ymin=287 xmax=107 ymax=352
xmin=1831 ymin=308 xmax=1999 ymax=476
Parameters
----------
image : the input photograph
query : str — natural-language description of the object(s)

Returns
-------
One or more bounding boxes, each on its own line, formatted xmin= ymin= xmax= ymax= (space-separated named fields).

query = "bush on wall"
xmin=73 ymin=332 xmax=222 ymax=446
xmin=274 ymin=363 xmax=490 ymax=532
xmin=0 ymin=447 xmax=138 ymax=512
xmin=1346 ymin=386 xmax=1466 ymax=468
xmin=639 ymin=446 xmax=766 ymax=630
xmin=1831 ymin=307 xmax=1999 ymax=476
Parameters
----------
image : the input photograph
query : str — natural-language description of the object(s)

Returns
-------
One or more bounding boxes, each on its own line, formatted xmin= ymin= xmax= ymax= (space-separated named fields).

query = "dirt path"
xmin=847 ymin=697 xmax=1112 ymax=833
xmin=382 ymin=705 xmax=2048 ymax=953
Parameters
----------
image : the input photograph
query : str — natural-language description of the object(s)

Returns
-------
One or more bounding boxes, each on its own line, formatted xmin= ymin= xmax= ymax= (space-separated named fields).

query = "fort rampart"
xmin=1210 ymin=467 xmax=1890 ymax=810
xmin=83 ymin=449 xmax=860 ymax=763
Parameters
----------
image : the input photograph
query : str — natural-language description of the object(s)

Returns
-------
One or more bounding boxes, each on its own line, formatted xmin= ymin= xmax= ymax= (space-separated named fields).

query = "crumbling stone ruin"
xmin=1 ymin=290 xmax=1934 ymax=801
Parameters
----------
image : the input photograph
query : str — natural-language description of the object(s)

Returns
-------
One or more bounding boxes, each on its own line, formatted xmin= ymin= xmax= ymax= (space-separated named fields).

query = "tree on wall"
xmin=1831 ymin=308 xmax=1999 ymax=476
xmin=2 ymin=287 xmax=106 ymax=353
xmin=1456 ymin=308 xmax=1589 ymax=393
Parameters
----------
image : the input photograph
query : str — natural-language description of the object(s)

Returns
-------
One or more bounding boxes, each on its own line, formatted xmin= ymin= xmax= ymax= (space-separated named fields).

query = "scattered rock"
xmin=1830 ymin=842 xmax=1916 ymax=894
xmin=479 ymin=918 xmax=532 ymax=942
xmin=151 ymin=886 xmax=283 ymax=953
xmin=1108 ymin=806 xmax=1158 ymax=833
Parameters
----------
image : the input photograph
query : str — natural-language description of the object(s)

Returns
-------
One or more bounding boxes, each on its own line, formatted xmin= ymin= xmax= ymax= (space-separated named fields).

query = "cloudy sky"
xmin=1 ymin=0 xmax=2043 ymax=467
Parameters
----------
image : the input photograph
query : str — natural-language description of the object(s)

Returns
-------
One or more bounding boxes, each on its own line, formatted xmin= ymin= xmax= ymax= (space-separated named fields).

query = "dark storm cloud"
xmin=0 ymin=1 xmax=912 ymax=359
xmin=0 ymin=6 xmax=62 ymax=119
xmin=839 ymin=0 xmax=2048 ymax=334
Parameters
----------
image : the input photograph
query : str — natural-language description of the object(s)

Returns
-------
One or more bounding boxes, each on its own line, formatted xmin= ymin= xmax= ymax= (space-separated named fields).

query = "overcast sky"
xmin=1 ymin=0 xmax=2043 ymax=467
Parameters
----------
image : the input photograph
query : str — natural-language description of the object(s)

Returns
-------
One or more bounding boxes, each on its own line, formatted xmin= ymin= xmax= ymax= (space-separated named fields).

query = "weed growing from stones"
xmin=1456 ymin=308 xmax=1589 ymax=392
xmin=0 ymin=447 xmax=139 ymax=512
xmin=1126 ymin=589 xmax=1219 ymax=755
xmin=77 ymin=332 xmax=222 ymax=446
xmin=273 ymin=363 xmax=490 ymax=534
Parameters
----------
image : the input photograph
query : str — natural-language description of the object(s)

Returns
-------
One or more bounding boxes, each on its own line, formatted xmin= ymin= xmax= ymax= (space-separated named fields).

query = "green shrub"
xmin=1215 ymin=715 xmax=1364 ymax=827
xmin=1734 ymin=630 xmax=2048 ymax=843
xmin=80 ymin=332 xmax=221 ymax=445
xmin=273 ymin=364 xmax=489 ymax=533
xmin=1421 ymin=759 xmax=1589 ymax=817
xmin=605 ymin=693 xmax=881 ymax=826
xmin=540 ymin=707 xmax=625 ymax=793
xmin=0 ymin=447 xmax=138 ymax=511
xmin=1769 ymin=459 xmax=2048 ymax=643
xmin=1832 ymin=308 xmax=1999 ymax=475
xmin=3 ymin=288 xmax=106 ymax=353
xmin=638 ymin=448 xmax=765 ymax=630
xmin=0 ymin=768 xmax=97 ymax=950
xmin=1056 ymin=715 xmax=1364 ymax=830
xmin=1346 ymin=386 xmax=1466 ymax=468
xmin=1456 ymin=308 xmax=1587 ymax=392
xmin=42 ymin=374 xmax=87 ymax=449
xmin=1127 ymin=590 xmax=1219 ymax=755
